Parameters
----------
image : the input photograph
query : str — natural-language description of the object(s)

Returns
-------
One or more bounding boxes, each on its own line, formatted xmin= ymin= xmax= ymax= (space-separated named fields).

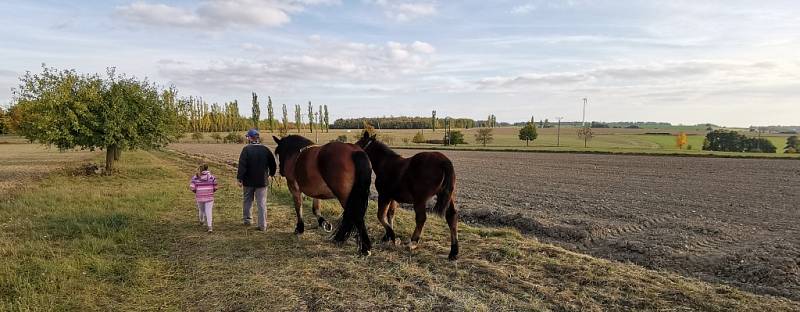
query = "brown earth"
xmin=168 ymin=143 xmax=800 ymax=301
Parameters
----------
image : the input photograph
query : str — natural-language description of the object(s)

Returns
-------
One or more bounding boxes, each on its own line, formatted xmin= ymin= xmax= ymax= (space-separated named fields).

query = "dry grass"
xmin=0 ymin=143 xmax=97 ymax=194
xmin=0 ymin=148 xmax=797 ymax=311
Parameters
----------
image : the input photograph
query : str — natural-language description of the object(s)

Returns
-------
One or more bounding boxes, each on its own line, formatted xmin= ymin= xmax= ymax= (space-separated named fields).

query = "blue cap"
xmin=246 ymin=129 xmax=260 ymax=137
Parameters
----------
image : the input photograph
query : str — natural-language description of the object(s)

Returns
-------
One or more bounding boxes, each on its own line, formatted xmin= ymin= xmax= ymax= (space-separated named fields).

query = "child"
xmin=190 ymin=164 xmax=218 ymax=232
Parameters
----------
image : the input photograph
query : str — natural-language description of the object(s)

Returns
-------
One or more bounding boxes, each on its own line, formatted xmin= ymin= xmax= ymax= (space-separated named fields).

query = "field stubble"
xmin=169 ymin=143 xmax=800 ymax=302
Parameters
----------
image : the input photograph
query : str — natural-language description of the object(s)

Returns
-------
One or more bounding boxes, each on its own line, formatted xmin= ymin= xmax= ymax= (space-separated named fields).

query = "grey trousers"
xmin=242 ymin=186 xmax=267 ymax=230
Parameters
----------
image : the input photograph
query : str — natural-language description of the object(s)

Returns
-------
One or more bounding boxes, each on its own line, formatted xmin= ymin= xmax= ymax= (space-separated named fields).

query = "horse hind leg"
xmin=312 ymin=198 xmax=332 ymax=232
xmin=445 ymin=200 xmax=459 ymax=260
xmin=408 ymin=201 xmax=427 ymax=251
xmin=292 ymin=191 xmax=305 ymax=235
xmin=376 ymin=197 xmax=396 ymax=244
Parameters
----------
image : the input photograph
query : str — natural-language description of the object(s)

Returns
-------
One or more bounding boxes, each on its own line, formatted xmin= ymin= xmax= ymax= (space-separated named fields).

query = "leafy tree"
xmin=518 ymin=122 xmax=538 ymax=146
xmin=294 ymin=104 xmax=302 ymax=132
xmin=786 ymin=136 xmax=799 ymax=153
xmin=307 ymin=101 xmax=314 ymax=133
xmin=432 ymin=110 xmax=437 ymax=132
xmin=281 ymin=104 xmax=289 ymax=136
xmin=577 ymin=127 xmax=594 ymax=147
xmin=210 ymin=132 xmax=222 ymax=143
xmin=412 ymin=131 xmax=425 ymax=144
xmin=323 ymin=105 xmax=329 ymax=132
xmin=0 ymin=107 xmax=7 ymax=134
xmin=250 ymin=92 xmax=260 ymax=129
xmin=676 ymin=132 xmax=688 ymax=149
xmin=543 ymin=118 xmax=550 ymax=128
xmin=474 ymin=128 xmax=494 ymax=147
xmin=266 ymin=96 xmax=275 ymax=132
xmin=318 ymin=104 xmax=323 ymax=132
xmin=10 ymin=66 xmax=183 ymax=172
xmin=703 ymin=129 xmax=777 ymax=153
xmin=703 ymin=130 xmax=745 ymax=152
xmin=445 ymin=130 xmax=465 ymax=145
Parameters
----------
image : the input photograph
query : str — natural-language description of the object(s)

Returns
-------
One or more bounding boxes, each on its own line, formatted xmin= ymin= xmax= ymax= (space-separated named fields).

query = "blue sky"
xmin=1 ymin=0 xmax=799 ymax=126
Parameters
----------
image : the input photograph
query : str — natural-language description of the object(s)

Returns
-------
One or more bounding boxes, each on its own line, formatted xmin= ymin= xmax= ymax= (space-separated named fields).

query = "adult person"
xmin=237 ymin=129 xmax=277 ymax=231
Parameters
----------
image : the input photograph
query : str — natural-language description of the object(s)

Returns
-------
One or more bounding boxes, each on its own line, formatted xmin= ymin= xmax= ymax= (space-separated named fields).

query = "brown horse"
xmin=355 ymin=132 xmax=459 ymax=260
xmin=273 ymin=135 xmax=372 ymax=256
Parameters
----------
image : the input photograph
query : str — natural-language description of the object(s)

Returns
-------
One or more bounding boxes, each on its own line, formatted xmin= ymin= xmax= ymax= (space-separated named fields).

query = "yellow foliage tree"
xmin=676 ymin=132 xmax=688 ymax=149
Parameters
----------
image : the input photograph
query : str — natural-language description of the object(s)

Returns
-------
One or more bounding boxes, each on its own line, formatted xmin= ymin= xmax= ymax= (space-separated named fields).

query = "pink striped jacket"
xmin=190 ymin=171 xmax=218 ymax=202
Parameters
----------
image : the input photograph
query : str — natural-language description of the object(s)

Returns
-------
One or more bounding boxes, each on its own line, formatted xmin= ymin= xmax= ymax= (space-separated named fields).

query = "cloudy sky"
xmin=1 ymin=0 xmax=799 ymax=126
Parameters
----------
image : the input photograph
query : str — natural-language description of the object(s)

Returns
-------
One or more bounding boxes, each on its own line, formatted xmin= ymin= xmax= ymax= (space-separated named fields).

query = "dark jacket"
xmin=237 ymin=143 xmax=277 ymax=187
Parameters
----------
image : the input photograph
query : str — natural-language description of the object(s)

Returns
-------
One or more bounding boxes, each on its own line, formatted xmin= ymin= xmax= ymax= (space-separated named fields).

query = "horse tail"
xmin=332 ymin=151 xmax=372 ymax=242
xmin=432 ymin=158 xmax=456 ymax=217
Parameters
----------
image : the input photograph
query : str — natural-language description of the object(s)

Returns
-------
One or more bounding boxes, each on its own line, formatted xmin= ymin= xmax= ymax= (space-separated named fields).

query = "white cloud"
xmin=158 ymin=38 xmax=437 ymax=93
xmin=511 ymin=0 xmax=581 ymax=15
xmin=116 ymin=0 xmax=339 ymax=30
xmin=475 ymin=61 xmax=785 ymax=90
xmin=366 ymin=0 xmax=437 ymax=21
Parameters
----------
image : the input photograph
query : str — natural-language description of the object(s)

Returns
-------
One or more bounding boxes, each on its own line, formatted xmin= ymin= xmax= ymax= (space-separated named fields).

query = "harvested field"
xmin=168 ymin=143 xmax=800 ymax=301
xmin=0 ymin=143 xmax=98 ymax=194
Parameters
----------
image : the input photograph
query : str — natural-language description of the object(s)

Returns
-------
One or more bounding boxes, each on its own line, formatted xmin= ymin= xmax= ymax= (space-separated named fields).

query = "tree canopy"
xmin=519 ymin=122 xmax=538 ymax=146
xmin=9 ymin=66 xmax=184 ymax=171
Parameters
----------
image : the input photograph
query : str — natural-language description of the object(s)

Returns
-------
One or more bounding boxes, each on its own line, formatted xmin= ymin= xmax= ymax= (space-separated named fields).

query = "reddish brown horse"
xmin=273 ymin=135 xmax=372 ymax=255
xmin=355 ymin=132 xmax=459 ymax=260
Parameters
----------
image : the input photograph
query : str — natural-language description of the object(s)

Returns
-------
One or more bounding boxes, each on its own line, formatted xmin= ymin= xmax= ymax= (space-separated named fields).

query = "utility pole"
xmin=556 ymin=116 xmax=563 ymax=147
xmin=582 ymin=98 xmax=588 ymax=148
xmin=582 ymin=98 xmax=587 ymax=127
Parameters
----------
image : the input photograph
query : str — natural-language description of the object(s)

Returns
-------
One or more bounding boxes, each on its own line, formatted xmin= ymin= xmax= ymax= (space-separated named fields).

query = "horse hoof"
xmin=448 ymin=253 xmax=459 ymax=261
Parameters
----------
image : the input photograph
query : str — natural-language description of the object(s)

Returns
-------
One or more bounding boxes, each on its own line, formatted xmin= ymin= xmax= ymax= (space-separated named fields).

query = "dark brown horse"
xmin=355 ymin=132 xmax=459 ymax=260
xmin=273 ymin=135 xmax=372 ymax=255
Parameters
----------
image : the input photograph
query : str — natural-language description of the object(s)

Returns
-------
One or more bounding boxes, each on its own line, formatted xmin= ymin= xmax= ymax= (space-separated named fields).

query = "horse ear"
xmin=370 ymin=134 xmax=377 ymax=140
xmin=272 ymin=136 xmax=281 ymax=144
xmin=362 ymin=131 xmax=370 ymax=140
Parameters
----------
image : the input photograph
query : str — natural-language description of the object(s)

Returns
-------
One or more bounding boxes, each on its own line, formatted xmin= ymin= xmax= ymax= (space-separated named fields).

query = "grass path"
xmin=1 ymin=150 xmax=797 ymax=311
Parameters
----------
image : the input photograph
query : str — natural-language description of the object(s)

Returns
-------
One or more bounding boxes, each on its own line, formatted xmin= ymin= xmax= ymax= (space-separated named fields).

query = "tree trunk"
xmin=526 ymin=140 xmax=529 ymax=147
xmin=105 ymin=145 xmax=117 ymax=173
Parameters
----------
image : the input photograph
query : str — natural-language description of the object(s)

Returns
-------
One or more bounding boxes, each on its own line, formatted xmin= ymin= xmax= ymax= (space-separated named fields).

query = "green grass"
xmin=179 ymin=129 xmax=799 ymax=158
xmin=1 ymin=149 xmax=798 ymax=311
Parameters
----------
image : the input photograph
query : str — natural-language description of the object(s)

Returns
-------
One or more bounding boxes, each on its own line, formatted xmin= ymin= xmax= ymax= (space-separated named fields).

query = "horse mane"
xmin=279 ymin=135 xmax=314 ymax=155
xmin=371 ymin=139 xmax=400 ymax=157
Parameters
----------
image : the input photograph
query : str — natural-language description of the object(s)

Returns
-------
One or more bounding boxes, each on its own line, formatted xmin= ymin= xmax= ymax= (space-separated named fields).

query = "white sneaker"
xmin=207 ymin=227 xmax=213 ymax=232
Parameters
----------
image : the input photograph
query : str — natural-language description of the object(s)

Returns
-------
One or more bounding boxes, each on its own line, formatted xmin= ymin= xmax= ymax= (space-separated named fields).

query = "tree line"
xmin=330 ymin=116 xmax=476 ymax=130
xmin=180 ymin=93 xmax=330 ymax=134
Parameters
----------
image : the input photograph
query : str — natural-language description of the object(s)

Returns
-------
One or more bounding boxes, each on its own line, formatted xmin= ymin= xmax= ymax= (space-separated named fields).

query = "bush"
xmin=743 ymin=138 xmax=776 ymax=153
xmin=445 ymin=130 xmax=465 ymax=145
xmin=335 ymin=135 xmax=348 ymax=143
xmin=210 ymin=133 xmax=223 ymax=143
xmin=412 ymin=131 xmax=425 ymax=144
xmin=224 ymin=132 xmax=244 ymax=144
xmin=191 ymin=132 xmax=203 ymax=142
xmin=703 ymin=130 xmax=776 ymax=153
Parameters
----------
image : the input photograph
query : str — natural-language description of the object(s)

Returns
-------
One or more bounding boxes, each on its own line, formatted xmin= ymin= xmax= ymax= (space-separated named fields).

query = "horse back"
xmin=294 ymin=146 xmax=336 ymax=199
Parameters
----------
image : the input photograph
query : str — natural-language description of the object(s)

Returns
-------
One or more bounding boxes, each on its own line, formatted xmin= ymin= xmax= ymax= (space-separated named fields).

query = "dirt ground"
xmin=168 ymin=143 xmax=800 ymax=301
